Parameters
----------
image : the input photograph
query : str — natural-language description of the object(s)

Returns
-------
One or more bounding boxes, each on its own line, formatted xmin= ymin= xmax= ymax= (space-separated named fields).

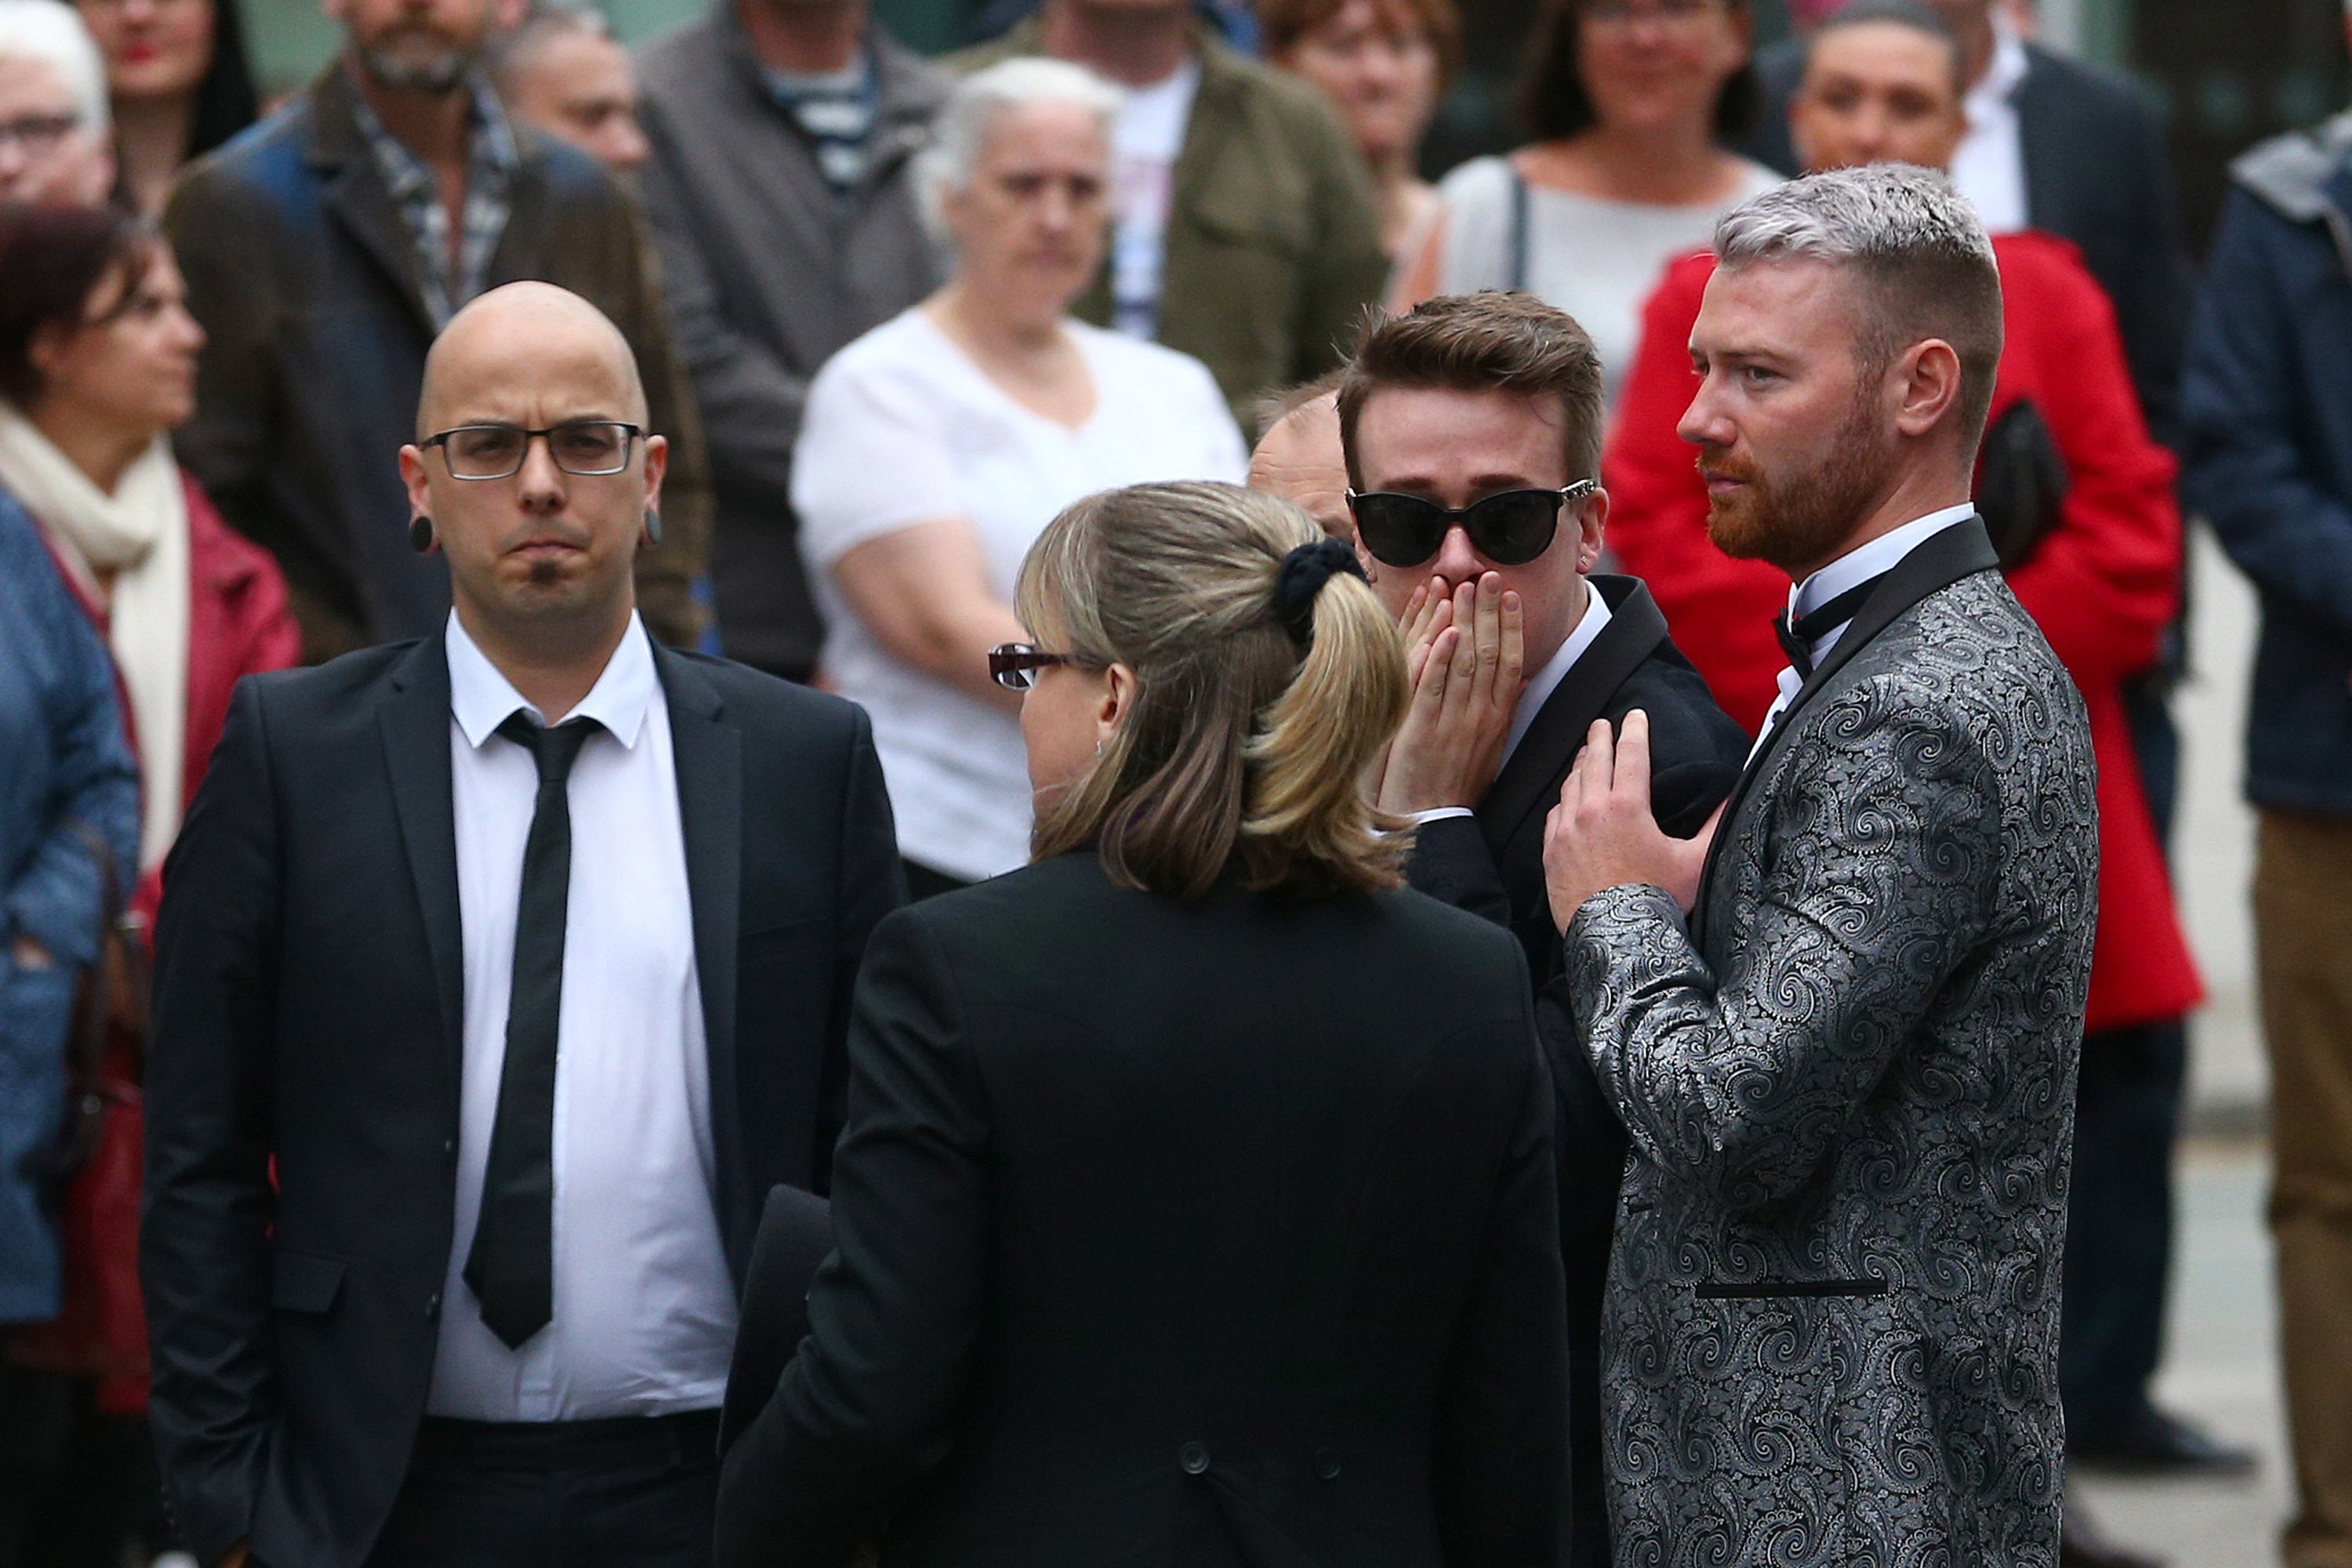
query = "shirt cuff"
xmin=1405 ymin=807 xmax=1475 ymax=825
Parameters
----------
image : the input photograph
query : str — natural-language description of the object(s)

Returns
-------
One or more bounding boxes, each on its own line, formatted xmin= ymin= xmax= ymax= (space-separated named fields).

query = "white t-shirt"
xmin=1431 ymin=156 xmax=1783 ymax=414
xmin=1109 ymin=57 xmax=1200 ymax=339
xmin=794 ymin=308 xmax=1247 ymax=881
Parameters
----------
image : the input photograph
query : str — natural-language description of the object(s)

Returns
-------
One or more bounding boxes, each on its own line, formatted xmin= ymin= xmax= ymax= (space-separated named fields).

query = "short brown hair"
xmin=1516 ymin=0 xmax=1757 ymax=143
xmin=1260 ymin=0 xmax=1464 ymax=89
xmin=1251 ymin=367 xmax=1348 ymax=443
xmin=1336 ymin=292 xmax=1606 ymax=489
xmin=1015 ymin=481 xmax=1410 ymax=901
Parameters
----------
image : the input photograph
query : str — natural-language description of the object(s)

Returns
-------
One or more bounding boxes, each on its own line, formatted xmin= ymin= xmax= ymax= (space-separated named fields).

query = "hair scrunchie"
xmin=1272 ymin=536 xmax=1368 ymax=649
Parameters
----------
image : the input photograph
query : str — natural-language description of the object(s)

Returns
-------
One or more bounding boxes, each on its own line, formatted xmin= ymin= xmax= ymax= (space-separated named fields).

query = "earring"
xmin=409 ymin=515 xmax=435 ymax=553
xmin=643 ymin=507 xmax=663 ymax=546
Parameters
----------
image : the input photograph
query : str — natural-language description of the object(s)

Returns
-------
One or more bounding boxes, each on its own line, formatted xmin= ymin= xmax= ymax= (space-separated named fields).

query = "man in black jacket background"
xmin=141 ymin=284 xmax=902 ymax=1568
xmin=1335 ymin=293 xmax=1750 ymax=1568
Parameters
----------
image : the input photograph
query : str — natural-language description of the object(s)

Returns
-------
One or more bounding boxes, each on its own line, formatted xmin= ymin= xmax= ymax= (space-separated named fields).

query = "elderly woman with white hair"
xmin=792 ymin=56 xmax=1245 ymax=897
xmin=0 ymin=0 xmax=114 ymax=205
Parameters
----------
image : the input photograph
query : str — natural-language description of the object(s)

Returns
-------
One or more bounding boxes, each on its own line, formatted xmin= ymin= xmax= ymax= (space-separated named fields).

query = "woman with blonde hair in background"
xmin=717 ymin=480 xmax=1568 ymax=1568
xmin=793 ymin=56 xmax=1245 ymax=900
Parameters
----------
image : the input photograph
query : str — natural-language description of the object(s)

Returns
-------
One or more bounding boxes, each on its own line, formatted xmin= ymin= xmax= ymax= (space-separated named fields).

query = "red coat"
xmin=1602 ymin=231 xmax=2200 ymax=1033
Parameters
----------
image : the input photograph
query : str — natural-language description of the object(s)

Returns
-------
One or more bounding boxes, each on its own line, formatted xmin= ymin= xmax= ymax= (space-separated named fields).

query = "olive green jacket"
xmin=953 ymin=24 xmax=1388 ymax=425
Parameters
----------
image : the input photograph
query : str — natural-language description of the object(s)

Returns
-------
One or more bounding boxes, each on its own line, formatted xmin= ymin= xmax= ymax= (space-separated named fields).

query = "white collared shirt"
xmin=428 ymin=611 xmax=737 ymax=1421
xmin=1751 ymin=503 xmax=1977 ymax=755
xmin=1412 ymin=578 xmax=1614 ymax=826
xmin=1951 ymin=13 xmax=2031 ymax=235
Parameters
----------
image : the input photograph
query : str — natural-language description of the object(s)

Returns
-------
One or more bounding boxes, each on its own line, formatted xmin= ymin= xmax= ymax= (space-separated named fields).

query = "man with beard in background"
xmin=164 ymin=0 xmax=713 ymax=662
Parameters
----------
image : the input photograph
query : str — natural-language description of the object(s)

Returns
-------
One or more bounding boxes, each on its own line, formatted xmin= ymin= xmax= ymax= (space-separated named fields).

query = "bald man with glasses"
xmin=142 ymin=283 xmax=902 ymax=1568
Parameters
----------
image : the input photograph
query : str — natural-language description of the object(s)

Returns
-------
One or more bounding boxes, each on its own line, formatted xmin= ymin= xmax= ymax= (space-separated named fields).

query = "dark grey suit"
xmin=636 ymin=13 xmax=948 ymax=681
xmin=1563 ymin=521 xmax=2098 ymax=1566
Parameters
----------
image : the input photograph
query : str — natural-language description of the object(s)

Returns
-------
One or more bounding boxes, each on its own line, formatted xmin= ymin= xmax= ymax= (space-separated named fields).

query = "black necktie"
xmin=464 ymin=711 xmax=600 ymax=1350
xmin=1773 ymin=570 xmax=1892 ymax=681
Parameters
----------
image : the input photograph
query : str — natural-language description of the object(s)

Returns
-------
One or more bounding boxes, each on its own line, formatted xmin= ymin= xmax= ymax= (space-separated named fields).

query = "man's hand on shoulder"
xmin=1374 ymin=573 xmax=1525 ymax=815
xmin=1543 ymin=710 xmax=1722 ymax=931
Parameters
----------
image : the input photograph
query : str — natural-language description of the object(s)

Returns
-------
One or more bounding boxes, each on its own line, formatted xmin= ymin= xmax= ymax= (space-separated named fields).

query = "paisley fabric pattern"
xmin=1564 ymin=569 xmax=2098 ymax=1568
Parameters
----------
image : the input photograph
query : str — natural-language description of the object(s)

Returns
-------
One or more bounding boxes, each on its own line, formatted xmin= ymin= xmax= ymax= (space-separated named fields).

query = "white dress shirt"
xmin=428 ymin=612 xmax=737 ymax=1421
xmin=1951 ymin=15 xmax=2031 ymax=235
xmin=1751 ymin=503 xmax=1978 ymax=754
xmin=1412 ymin=579 xmax=1615 ymax=826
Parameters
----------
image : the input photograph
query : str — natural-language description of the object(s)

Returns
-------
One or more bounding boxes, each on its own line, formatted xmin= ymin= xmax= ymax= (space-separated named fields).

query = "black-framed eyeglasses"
xmin=420 ymin=421 xmax=643 ymax=481
xmin=989 ymin=643 xmax=1070 ymax=691
xmin=0 ymin=113 xmax=81 ymax=156
xmin=1345 ymin=480 xmax=1599 ymax=569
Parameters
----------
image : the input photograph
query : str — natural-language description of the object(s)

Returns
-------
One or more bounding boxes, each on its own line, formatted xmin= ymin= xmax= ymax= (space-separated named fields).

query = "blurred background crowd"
xmin=1 ymin=0 xmax=2348 ymax=1563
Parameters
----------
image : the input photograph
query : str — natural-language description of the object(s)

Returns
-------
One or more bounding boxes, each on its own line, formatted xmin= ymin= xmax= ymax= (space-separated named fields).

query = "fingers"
xmin=1499 ymin=586 xmax=1525 ymax=692
xmin=1617 ymin=709 xmax=1653 ymax=819
xmin=1580 ymin=717 xmax=1615 ymax=797
xmin=1468 ymin=572 xmax=1506 ymax=710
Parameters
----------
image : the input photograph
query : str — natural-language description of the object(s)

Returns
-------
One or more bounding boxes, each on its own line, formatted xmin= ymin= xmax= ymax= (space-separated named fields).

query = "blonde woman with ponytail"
xmin=716 ymin=481 xmax=1570 ymax=1568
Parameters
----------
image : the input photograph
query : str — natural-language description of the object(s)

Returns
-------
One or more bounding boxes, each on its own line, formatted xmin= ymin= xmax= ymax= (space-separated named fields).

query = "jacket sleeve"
xmin=1290 ymin=96 xmax=1389 ymax=383
xmin=601 ymin=190 xmax=713 ymax=648
xmin=1433 ymin=996 xmax=1570 ymax=1568
xmin=4 ymin=570 xmax=138 ymax=964
xmin=164 ymin=169 xmax=282 ymax=575
xmin=2002 ymin=246 xmax=2182 ymax=686
xmin=717 ymin=906 xmax=987 ymax=1568
xmin=1403 ymin=816 xmax=1512 ymax=929
xmin=636 ymin=113 xmax=810 ymax=520
xmin=1601 ymin=260 xmax=1786 ymax=736
xmin=1562 ymin=682 xmax=2004 ymax=1210
xmin=818 ymin=703 xmax=907 ymax=1196
xmin=141 ymin=676 xmax=285 ymax=1562
xmin=2184 ymin=188 xmax=2352 ymax=637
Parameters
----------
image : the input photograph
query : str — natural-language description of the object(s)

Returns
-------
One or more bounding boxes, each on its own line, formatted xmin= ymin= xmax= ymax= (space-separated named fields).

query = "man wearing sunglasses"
xmin=143 ymin=283 xmax=903 ymax=1568
xmin=1334 ymin=290 xmax=1748 ymax=1568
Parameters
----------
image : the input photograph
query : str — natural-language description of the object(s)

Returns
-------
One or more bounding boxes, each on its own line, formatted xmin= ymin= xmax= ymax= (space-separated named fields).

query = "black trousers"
xmin=0 ymin=1363 xmax=164 ymax=1568
xmin=360 ymin=1410 xmax=720 ymax=1568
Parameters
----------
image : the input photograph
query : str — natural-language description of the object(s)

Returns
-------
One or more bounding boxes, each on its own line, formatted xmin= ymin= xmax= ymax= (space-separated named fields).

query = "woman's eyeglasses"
xmin=988 ymin=644 xmax=1071 ymax=691
xmin=420 ymin=421 xmax=643 ymax=480
xmin=1345 ymin=480 xmax=1598 ymax=568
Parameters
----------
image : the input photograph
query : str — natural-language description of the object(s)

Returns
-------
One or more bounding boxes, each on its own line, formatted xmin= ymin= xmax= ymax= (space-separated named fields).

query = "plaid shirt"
xmin=348 ymin=74 xmax=520 ymax=328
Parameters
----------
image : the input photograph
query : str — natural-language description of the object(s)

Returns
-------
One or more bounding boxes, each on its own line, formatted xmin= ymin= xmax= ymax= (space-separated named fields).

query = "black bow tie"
xmin=1773 ymin=571 xmax=1891 ymax=681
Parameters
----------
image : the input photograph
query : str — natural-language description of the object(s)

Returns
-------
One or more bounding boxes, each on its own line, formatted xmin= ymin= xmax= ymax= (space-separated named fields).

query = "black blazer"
xmin=1743 ymin=39 xmax=2193 ymax=445
xmin=716 ymin=852 xmax=1569 ymax=1568
xmin=1403 ymin=575 xmax=1748 ymax=1568
xmin=140 ymin=634 xmax=903 ymax=1568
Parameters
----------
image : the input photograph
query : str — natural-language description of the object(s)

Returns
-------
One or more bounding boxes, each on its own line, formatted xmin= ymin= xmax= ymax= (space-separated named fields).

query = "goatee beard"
xmin=358 ymin=43 xmax=474 ymax=96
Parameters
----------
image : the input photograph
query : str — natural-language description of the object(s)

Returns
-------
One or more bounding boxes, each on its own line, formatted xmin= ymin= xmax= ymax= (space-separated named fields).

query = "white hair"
xmin=915 ymin=57 xmax=1124 ymax=241
xmin=1713 ymin=162 xmax=1994 ymax=275
xmin=0 ymin=0 xmax=109 ymax=135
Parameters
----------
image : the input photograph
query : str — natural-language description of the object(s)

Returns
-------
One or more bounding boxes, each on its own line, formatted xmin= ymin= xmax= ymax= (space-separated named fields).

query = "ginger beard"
xmin=1699 ymin=371 xmax=1900 ymax=577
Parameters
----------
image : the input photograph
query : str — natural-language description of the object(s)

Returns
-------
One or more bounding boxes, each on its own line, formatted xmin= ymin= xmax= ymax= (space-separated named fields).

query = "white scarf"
xmin=0 ymin=405 xmax=190 ymax=873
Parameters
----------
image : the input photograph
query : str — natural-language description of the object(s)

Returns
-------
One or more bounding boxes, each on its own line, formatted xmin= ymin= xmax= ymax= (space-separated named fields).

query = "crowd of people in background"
xmin=2 ymin=0 xmax=2350 ymax=1563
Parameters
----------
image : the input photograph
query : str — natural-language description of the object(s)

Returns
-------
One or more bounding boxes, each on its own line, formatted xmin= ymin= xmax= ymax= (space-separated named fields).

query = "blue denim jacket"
xmin=2184 ymin=111 xmax=2352 ymax=814
xmin=0 ymin=488 xmax=140 ymax=1324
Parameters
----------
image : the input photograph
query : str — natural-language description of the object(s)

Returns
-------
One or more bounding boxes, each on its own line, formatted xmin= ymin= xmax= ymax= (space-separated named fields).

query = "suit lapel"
xmin=1693 ymin=518 xmax=2001 ymax=928
xmin=306 ymin=67 xmax=437 ymax=338
xmin=655 ymin=647 xmax=746 ymax=1236
xmin=1479 ymin=575 xmax=1668 ymax=855
xmin=380 ymin=638 xmax=464 ymax=1076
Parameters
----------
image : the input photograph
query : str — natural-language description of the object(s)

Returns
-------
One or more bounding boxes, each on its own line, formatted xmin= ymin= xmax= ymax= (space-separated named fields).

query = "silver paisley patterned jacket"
xmin=1563 ymin=520 xmax=2098 ymax=1568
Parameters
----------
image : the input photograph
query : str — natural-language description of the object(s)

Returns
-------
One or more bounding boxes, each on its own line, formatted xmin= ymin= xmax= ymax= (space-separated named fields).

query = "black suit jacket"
xmin=1403 ymin=575 xmax=1748 ymax=1568
xmin=140 ymin=633 xmax=903 ymax=1568
xmin=716 ymin=852 xmax=1570 ymax=1568
xmin=1744 ymin=39 xmax=2193 ymax=445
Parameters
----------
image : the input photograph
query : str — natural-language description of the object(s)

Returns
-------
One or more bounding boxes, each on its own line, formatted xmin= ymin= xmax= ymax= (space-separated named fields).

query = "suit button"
xmin=1178 ymin=1442 xmax=1209 ymax=1475
xmin=1315 ymin=1450 xmax=1341 ymax=1481
xmin=424 ymin=1292 xmax=441 ymax=1320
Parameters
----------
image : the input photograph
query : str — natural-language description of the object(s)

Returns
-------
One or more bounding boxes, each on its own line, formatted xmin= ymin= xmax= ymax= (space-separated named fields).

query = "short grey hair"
xmin=916 ymin=57 xmax=1123 ymax=241
xmin=1713 ymin=163 xmax=2004 ymax=445
xmin=0 ymin=0 xmax=110 ymax=135
xmin=488 ymin=0 xmax=614 ymax=93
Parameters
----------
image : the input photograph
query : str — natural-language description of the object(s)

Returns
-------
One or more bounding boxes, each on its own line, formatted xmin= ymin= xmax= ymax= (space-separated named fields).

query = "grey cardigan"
xmin=636 ymin=11 xmax=949 ymax=681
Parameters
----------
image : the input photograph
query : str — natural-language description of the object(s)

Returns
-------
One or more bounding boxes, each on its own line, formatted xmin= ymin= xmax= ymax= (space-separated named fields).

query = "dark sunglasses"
xmin=1345 ymin=480 xmax=1599 ymax=568
xmin=988 ymin=643 xmax=1071 ymax=691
